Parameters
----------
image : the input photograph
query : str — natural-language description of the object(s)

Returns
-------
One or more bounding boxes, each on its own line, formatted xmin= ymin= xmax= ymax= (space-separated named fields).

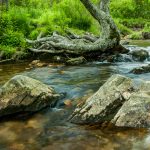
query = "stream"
xmin=0 ymin=40 xmax=150 ymax=150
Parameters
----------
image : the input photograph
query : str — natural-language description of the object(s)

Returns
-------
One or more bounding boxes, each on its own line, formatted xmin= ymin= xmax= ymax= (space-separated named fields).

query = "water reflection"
xmin=0 ymin=62 xmax=29 ymax=86
xmin=0 ymin=108 xmax=148 ymax=150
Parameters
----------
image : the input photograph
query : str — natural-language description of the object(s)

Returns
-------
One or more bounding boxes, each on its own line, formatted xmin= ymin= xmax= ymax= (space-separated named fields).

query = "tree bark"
xmin=27 ymin=0 xmax=126 ymax=56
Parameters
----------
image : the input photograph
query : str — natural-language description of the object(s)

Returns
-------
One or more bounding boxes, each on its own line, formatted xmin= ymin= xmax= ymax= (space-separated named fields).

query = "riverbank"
xmin=0 ymin=39 xmax=149 ymax=65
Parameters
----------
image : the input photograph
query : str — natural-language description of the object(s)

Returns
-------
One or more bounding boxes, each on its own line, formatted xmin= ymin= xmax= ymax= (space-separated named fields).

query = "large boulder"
xmin=0 ymin=75 xmax=61 ymax=117
xmin=70 ymin=74 xmax=133 ymax=124
xmin=112 ymin=81 xmax=150 ymax=128
xmin=70 ymin=74 xmax=150 ymax=128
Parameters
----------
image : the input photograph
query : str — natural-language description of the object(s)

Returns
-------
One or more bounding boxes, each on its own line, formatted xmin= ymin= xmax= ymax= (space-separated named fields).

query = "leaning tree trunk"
xmin=27 ymin=0 xmax=127 ymax=56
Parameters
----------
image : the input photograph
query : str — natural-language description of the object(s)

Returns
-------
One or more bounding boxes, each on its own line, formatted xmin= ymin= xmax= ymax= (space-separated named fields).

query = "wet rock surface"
xmin=70 ymin=74 xmax=133 ymax=124
xmin=112 ymin=92 xmax=150 ymax=128
xmin=112 ymin=81 xmax=150 ymax=128
xmin=130 ymin=64 xmax=150 ymax=74
xmin=28 ymin=60 xmax=48 ymax=69
xmin=131 ymin=49 xmax=149 ymax=62
xmin=0 ymin=75 xmax=61 ymax=117
xmin=106 ymin=54 xmax=132 ymax=62
xmin=70 ymin=74 xmax=150 ymax=128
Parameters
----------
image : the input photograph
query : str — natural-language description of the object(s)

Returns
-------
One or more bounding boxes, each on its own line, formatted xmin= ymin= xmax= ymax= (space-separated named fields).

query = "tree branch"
xmin=100 ymin=0 xmax=110 ymax=13
xmin=80 ymin=0 xmax=103 ymax=21
xmin=80 ymin=0 xmax=120 ymax=40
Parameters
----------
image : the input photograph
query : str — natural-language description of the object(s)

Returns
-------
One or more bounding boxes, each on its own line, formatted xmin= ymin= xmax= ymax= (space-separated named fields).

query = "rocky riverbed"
xmin=0 ymin=40 xmax=150 ymax=150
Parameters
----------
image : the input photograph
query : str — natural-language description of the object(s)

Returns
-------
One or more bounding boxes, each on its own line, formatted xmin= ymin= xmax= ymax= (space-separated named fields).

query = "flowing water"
xmin=0 ymin=40 xmax=150 ymax=150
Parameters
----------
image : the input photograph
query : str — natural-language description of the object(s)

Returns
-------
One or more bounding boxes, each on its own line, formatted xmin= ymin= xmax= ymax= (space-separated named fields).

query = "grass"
xmin=0 ymin=45 xmax=16 ymax=59
xmin=0 ymin=0 xmax=150 ymax=58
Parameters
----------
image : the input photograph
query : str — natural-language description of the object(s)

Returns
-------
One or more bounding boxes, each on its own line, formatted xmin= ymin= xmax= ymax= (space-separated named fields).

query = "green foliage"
xmin=0 ymin=30 xmax=26 ymax=47
xmin=0 ymin=45 xmax=16 ymax=58
xmin=0 ymin=0 xmax=150 ymax=58
xmin=0 ymin=8 xmax=31 ymax=35
xmin=110 ymin=0 xmax=150 ymax=36
xmin=119 ymin=24 xmax=133 ymax=36
xmin=143 ymin=23 xmax=150 ymax=32
xmin=118 ymin=19 xmax=147 ymax=28
xmin=110 ymin=0 xmax=135 ymax=19
xmin=132 ymin=0 xmax=150 ymax=19
xmin=53 ymin=0 xmax=92 ymax=30
xmin=110 ymin=0 xmax=150 ymax=19
xmin=130 ymin=32 xmax=143 ymax=40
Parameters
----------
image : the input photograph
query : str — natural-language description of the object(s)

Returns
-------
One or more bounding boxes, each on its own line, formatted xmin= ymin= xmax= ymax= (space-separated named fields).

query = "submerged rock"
xmin=131 ymin=50 xmax=149 ymax=62
xmin=70 ymin=74 xmax=133 ymax=124
xmin=107 ymin=54 xmax=132 ymax=62
xmin=130 ymin=64 xmax=150 ymax=74
xmin=70 ymin=74 xmax=150 ymax=128
xmin=0 ymin=75 xmax=61 ymax=117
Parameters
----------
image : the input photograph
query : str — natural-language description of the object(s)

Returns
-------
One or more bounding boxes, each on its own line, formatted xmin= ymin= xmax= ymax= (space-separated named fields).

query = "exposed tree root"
xmin=27 ymin=32 xmax=127 ymax=56
xmin=26 ymin=0 xmax=128 ymax=60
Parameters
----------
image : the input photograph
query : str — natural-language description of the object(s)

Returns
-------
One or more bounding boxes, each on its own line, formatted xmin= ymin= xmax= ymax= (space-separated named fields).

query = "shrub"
xmin=143 ymin=23 xmax=150 ymax=32
xmin=0 ymin=45 xmax=16 ymax=59
xmin=130 ymin=32 xmax=142 ymax=40
xmin=0 ymin=30 xmax=26 ymax=47
xmin=0 ymin=0 xmax=150 ymax=58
